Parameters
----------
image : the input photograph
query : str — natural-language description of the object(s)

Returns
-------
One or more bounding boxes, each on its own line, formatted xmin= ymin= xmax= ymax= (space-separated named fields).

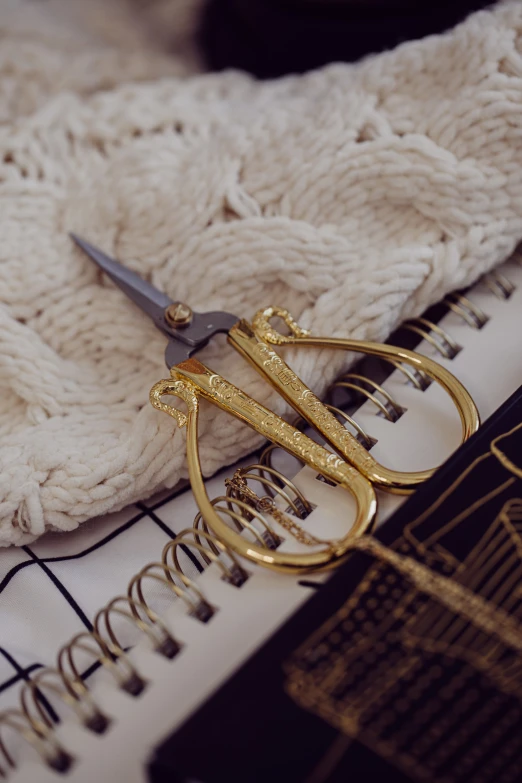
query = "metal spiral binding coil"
xmin=0 ymin=260 xmax=518 ymax=776
xmin=193 ymin=496 xmax=281 ymax=551
xmin=483 ymin=269 xmax=516 ymax=299
xmin=0 ymin=527 xmax=244 ymax=775
xmin=331 ymin=372 xmax=406 ymax=421
xmin=443 ymin=292 xmax=489 ymax=329
xmin=401 ymin=317 xmax=462 ymax=359
xmin=20 ymin=669 xmax=108 ymax=736
xmin=163 ymin=529 xmax=249 ymax=587
xmin=127 ymin=562 xmax=214 ymax=624
xmin=0 ymin=709 xmax=73 ymax=776
xmin=199 ymin=462 xmax=334 ymax=551
xmin=385 ymin=359 xmax=431 ymax=391
xmin=57 ymin=631 xmax=145 ymax=697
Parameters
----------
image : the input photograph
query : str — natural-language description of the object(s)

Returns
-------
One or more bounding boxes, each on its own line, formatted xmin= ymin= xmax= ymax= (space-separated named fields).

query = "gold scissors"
xmin=72 ymin=235 xmax=479 ymax=573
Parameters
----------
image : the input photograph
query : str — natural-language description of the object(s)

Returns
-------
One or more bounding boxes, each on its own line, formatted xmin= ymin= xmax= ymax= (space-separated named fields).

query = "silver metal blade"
xmin=71 ymin=233 xmax=239 ymax=367
xmin=70 ymin=233 xmax=173 ymax=323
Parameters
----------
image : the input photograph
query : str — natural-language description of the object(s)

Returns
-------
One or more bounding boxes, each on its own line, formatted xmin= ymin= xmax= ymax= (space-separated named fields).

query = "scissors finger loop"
xmin=251 ymin=306 xmax=480 ymax=494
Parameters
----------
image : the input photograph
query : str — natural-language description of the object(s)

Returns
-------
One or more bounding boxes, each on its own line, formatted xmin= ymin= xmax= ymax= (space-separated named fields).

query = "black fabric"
xmin=198 ymin=0 xmax=494 ymax=78
xmin=147 ymin=385 xmax=522 ymax=783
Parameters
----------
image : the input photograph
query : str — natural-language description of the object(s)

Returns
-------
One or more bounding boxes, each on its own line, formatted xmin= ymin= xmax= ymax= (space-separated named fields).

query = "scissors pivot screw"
xmin=165 ymin=302 xmax=193 ymax=327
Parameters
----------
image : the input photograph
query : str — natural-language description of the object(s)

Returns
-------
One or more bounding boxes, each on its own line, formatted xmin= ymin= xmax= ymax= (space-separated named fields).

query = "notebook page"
xmin=4 ymin=255 xmax=522 ymax=782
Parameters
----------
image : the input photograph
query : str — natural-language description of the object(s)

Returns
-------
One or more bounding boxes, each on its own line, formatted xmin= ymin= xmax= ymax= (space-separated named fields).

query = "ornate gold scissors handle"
xmin=149 ymin=359 xmax=376 ymax=573
xmin=71 ymin=236 xmax=479 ymax=572
xmin=230 ymin=308 xmax=480 ymax=494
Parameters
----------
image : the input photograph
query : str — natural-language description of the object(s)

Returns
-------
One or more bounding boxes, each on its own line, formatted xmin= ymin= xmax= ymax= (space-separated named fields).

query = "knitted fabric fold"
xmin=1 ymin=1 xmax=521 ymax=545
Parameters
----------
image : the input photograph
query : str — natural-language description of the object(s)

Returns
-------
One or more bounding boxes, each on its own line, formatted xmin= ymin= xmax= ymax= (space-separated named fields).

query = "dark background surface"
xmin=198 ymin=0 xmax=494 ymax=78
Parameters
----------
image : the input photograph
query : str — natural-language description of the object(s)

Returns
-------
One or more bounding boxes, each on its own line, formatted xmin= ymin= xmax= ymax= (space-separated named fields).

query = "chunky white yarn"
xmin=1 ymin=1 xmax=521 ymax=546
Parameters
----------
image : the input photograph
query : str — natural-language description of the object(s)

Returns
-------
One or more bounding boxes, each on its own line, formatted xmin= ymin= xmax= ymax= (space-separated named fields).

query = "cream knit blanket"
xmin=1 ymin=0 xmax=521 ymax=546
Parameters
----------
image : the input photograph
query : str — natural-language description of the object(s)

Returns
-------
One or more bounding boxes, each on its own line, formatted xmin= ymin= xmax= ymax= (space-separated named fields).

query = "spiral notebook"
xmin=1 ymin=249 xmax=521 ymax=782
xmin=151 ymin=383 xmax=522 ymax=783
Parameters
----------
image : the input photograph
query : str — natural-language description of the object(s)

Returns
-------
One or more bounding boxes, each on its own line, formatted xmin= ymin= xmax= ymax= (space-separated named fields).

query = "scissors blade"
xmin=70 ymin=234 xmax=239 ymax=367
xmin=70 ymin=233 xmax=173 ymax=319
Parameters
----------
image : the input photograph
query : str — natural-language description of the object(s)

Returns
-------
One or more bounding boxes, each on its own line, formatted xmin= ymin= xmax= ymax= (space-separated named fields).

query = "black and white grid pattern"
xmin=0 ymin=461 xmax=251 ymax=712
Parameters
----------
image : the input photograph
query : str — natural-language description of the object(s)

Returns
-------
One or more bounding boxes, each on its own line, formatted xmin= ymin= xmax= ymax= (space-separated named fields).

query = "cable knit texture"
xmin=0 ymin=0 xmax=521 ymax=546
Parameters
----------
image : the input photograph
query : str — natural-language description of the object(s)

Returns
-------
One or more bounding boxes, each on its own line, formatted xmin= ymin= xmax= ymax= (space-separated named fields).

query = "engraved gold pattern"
xmin=149 ymin=378 xmax=198 ymax=427
xmin=241 ymin=306 xmax=480 ymax=493
xmin=157 ymin=357 xmax=377 ymax=573
xmin=251 ymin=305 xmax=311 ymax=344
